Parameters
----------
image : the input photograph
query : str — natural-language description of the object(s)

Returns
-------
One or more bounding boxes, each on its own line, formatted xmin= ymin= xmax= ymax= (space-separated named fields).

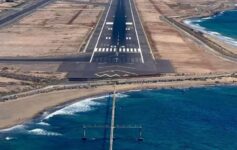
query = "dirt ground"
xmin=204 ymin=34 xmax=237 ymax=55
xmin=0 ymin=0 xmax=103 ymax=57
xmin=0 ymin=76 xmax=32 ymax=95
xmin=135 ymin=0 xmax=237 ymax=73
xmin=0 ymin=63 xmax=66 ymax=95
xmin=0 ymin=0 xmax=108 ymax=95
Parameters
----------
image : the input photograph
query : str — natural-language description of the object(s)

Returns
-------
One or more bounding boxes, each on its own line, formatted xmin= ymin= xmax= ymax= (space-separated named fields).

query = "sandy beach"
xmin=0 ymin=74 xmax=237 ymax=130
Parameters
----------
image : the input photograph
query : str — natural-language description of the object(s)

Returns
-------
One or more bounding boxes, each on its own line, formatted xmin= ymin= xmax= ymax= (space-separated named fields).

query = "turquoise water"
xmin=184 ymin=10 xmax=237 ymax=46
xmin=1 ymin=86 xmax=237 ymax=149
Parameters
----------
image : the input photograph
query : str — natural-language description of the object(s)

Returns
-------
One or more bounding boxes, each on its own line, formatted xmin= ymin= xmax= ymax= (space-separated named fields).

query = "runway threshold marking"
xmin=90 ymin=0 xmax=144 ymax=63
xmin=95 ymin=47 xmax=140 ymax=53
xmin=126 ymin=22 xmax=133 ymax=25
xmin=90 ymin=0 xmax=114 ymax=63
xmin=106 ymin=22 xmax=114 ymax=25
xmin=128 ymin=0 xmax=144 ymax=63
xmin=96 ymin=69 xmax=138 ymax=75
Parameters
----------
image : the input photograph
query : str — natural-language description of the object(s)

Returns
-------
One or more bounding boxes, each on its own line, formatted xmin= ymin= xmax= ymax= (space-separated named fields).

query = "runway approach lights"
xmin=81 ymin=86 xmax=144 ymax=149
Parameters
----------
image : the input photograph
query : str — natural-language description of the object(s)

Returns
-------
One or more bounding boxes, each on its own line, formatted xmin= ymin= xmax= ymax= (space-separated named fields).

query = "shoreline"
xmin=182 ymin=9 xmax=237 ymax=49
xmin=29 ymin=83 xmax=237 ymax=124
xmin=0 ymin=75 xmax=237 ymax=130
xmin=179 ymin=6 xmax=236 ymax=21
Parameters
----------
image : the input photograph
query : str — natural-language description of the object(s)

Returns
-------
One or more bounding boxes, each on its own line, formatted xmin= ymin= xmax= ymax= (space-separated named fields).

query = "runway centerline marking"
xmin=90 ymin=0 xmax=144 ymax=63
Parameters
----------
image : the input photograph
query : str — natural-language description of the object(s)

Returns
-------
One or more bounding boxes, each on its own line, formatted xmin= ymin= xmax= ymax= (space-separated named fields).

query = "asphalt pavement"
xmin=59 ymin=0 xmax=174 ymax=80
xmin=0 ymin=0 xmax=174 ymax=80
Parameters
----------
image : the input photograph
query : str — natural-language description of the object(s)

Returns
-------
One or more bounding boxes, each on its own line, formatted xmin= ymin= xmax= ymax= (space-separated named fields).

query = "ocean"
xmin=0 ymin=86 xmax=237 ymax=150
xmin=184 ymin=10 xmax=237 ymax=46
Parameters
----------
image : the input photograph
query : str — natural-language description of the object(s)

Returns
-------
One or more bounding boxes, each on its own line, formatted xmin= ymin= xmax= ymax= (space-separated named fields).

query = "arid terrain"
xmin=156 ymin=0 xmax=237 ymax=18
xmin=0 ymin=0 xmax=109 ymax=95
xmin=134 ymin=0 xmax=237 ymax=73
xmin=0 ymin=0 xmax=236 ymax=96
xmin=0 ymin=64 xmax=66 ymax=95
xmin=0 ymin=0 xmax=103 ymax=57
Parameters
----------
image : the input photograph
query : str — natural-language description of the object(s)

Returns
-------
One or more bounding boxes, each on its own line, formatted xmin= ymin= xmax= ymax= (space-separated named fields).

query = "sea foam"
xmin=44 ymin=93 xmax=129 ymax=119
xmin=37 ymin=121 xmax=50 ymax=126
xmin=28 ymin=128 xmax=62 ymax=136
xmin=184 ymin=17 xmax=237 ymax=47
xmin=115 ymin=93 xmax=129 ymax=98
xmin=5 ymin=137 xmax=14 ymax=141
xmin=183 ymin=19 xmax=206 ymax=31
xmin=0 ymin=125 xmax=25 ymax=133
xmin=44 ymin=96 xmax=107 ymax=119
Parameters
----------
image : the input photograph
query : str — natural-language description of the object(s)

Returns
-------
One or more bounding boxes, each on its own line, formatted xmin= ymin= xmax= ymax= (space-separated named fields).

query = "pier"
xmin=109 ymin=87 xmax=116 ymax=150
xmin=81 ymin=85 xmax=143 ymax=149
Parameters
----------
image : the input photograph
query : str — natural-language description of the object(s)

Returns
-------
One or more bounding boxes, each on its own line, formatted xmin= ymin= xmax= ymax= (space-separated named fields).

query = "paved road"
xmin=0 ymin=0 xmax=55 ymax=28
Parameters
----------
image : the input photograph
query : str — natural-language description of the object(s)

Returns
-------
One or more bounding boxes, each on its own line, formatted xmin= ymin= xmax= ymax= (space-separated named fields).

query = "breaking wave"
xmin=184 ymin=15 xmax=237 ymax=47
xmin=44 ymin=93 xmax=129 ymax=119
xmin=5 ymin=137 xmax=14 ymax=141
xmin=0 ymin=125 xmax=25 ymax=133
xmin=129 ymin=89 xmax=142 ymax=92
xmin=0 ymin=93 xmax=129 ymax=134
xmin=183 ymin=19 xmax=206 ymax=31
xmin=115 ymin=93 xmax=129 ymax=98
xmin=44 ymin=95 xmax=107 ymax=119
xmin=28 ymin=128 xmax=62 ymax=136
xmin=37 ymin=121 xmax=50 ymax=126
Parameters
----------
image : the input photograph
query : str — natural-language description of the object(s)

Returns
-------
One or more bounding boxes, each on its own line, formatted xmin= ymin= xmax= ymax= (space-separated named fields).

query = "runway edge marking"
xmin=83 ymin=7 xmax=105 ymax=53
xmin=129 ymin=0 xmax=144 ymax=63
xmin=90 ymin=0 xmax=114 ymax=62
xmin=132 ymin=0 xmax=155 ymax=60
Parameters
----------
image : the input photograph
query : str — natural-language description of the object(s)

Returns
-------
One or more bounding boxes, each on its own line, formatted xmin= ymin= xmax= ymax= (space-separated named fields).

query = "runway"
xmin=0 ymin=0 xmax=173 ymax=80
xmin=59 ymin=0 xmax=174 ymax=80
xmin=89 ymin=0 xmax=143 ymax=63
